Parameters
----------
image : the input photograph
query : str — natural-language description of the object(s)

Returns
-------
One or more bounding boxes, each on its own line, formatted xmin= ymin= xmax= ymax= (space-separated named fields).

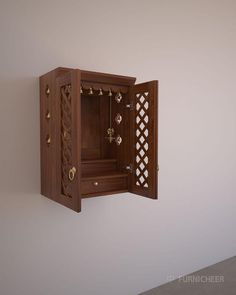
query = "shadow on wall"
xmin=0 ymin=76 xmax=40 ymax=194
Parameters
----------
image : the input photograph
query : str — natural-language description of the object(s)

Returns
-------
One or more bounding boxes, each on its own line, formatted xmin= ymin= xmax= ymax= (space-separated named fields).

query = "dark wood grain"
xmin=39 ymin=67 xmax=72 ymax=201
xmin=56 ymin=69 xmax=82 ymax=212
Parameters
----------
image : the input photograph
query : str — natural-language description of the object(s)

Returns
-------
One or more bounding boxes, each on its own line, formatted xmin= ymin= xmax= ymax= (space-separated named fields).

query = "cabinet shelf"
xmin=82 ymin=171 xmax=128 ymax=180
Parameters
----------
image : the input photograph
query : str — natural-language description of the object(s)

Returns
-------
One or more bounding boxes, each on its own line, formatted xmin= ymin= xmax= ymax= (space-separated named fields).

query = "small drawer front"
xmin=81 ymin=176 xmax=127 ymax=195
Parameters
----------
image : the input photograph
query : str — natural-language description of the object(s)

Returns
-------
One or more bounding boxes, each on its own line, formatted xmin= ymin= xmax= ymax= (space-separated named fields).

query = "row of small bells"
xmin=80 ymin=86 xmax=123 ymax=145
xmin=80 ymin=86 xmax=123 ymax=102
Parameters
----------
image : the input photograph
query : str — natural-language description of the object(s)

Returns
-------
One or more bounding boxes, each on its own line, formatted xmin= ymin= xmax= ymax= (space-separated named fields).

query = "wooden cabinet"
xmin=40 ymin=67 xmax=158 ymax=212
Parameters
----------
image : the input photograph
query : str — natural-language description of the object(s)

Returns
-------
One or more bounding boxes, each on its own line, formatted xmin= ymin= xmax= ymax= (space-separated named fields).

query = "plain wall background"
xmin=0 ymin=0 xmax=236 ymax=294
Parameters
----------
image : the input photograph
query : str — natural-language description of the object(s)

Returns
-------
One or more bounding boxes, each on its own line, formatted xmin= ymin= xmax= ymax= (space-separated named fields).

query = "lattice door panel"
xmin=130 ymin=81 xmax=158 ymax=199
xmin=56 ymin=70 xmax=81 ymax=212
xmin=135 ymin=92 xmax=149 ymax=188
xmin=61 ymin=84 xmax=73 ymax=198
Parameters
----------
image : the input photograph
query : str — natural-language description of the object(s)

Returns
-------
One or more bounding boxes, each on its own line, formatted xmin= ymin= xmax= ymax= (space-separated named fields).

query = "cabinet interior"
xmin=81 ymin=90 xmax=129 ymax=198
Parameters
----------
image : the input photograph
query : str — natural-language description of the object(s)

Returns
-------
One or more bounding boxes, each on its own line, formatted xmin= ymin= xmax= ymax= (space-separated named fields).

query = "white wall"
xmin=0 ymin=0 xmax=236 ymax=294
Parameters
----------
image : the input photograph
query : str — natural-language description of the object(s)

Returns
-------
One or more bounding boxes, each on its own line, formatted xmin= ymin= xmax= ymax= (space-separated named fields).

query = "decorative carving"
xmin=115 ymin=135 xmax=122 ymax=145
xmin=115 ymin=113 xmax=122 ymax=125
xmin=135 ymin=92 xmax=149 ymax=188
xmin=61 ymin=84 xmax=73 ymax=198
xmin=115 ymin=92 xmax=122 ymax=103
xmin=106 ymin=128 xmax=114 ymax=143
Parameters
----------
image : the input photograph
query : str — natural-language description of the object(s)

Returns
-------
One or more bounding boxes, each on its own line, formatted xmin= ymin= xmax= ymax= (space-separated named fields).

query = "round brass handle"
xmin=94 ymin=182 xmax=98 ymax=186
xmin=68 ymin=167 xmax=76 ymax=181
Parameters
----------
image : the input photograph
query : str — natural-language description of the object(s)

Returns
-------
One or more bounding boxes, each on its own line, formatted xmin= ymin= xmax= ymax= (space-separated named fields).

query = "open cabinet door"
xmin=56 ymin=70 xmax=81 ymax=212
xmin=130 ymin=81 xmax=158 ymax=199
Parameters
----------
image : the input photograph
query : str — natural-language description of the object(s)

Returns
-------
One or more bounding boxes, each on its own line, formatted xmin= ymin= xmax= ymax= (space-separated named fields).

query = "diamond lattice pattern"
xmin=61 ymin=84 xmax=72 ymax=198
xmin=135 ymin=92 xmax=149 ymax=188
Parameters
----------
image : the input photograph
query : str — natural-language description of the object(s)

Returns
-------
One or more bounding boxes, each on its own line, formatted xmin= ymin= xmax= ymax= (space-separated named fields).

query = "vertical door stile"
xmin=56 ymin=69 xmax=81 ymax=212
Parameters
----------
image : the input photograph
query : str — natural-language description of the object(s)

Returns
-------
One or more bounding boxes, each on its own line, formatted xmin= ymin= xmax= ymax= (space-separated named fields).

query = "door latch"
xmin=125 ymin=164 xmax=133 ymax=173
xmin=126 ymin=102 xmax=134 ymax=110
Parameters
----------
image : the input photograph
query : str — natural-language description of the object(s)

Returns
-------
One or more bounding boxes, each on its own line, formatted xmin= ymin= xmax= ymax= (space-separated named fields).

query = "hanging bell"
xmin=45 ymin=85 xmax=50 ymax=96
xmin=46 ymin=111 xmax=51 ymax=120
xmin=46 ymin=135 xmax=51 ymax=145
xmin=80 ymin=86 xmax=83 ymax=94
xmin=98 ymin=88 xmax=103 ymax=96
xmin=88 ymin=87 xmax=93 ymax=95
xmin=108 ymin=88 xmax=112 ymax=97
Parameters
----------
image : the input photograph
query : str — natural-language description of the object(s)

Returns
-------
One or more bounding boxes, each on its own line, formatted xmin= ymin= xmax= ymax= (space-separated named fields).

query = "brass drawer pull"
xmin=93 ymin=182 xmax=99 ymax=186
xmin=68 ymin=167 xmax=76 ymax=181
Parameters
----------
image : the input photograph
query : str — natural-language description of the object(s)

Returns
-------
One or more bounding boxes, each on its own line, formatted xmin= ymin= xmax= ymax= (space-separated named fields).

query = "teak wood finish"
xmin=40 ymin=67 xmax=158 ymax=212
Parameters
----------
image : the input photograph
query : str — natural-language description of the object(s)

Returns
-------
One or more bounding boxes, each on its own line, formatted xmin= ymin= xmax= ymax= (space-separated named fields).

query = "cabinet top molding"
xmin=40 ymin=67 xmax=137 ymax=86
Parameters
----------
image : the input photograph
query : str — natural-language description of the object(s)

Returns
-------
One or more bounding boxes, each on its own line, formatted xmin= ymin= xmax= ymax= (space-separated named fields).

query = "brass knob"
xmin=68 ymin=167 xmax=76 ymax=181
xmin=94 ymin=182 xmax=98 ymax=186
xmin=46 ymin=135 xmax=51 ymax=145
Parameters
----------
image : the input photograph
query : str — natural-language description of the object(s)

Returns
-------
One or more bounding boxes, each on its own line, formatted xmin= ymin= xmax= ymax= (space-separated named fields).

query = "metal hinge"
xmin=126 ymin=101 xmax=134 ymax=110
xmin=125 ymin=164 xmax=133 ymax=173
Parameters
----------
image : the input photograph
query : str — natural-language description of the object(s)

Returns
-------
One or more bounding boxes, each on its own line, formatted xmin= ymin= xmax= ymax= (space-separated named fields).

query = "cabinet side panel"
xmin=40 ymin=73 xmax=55 ymax=199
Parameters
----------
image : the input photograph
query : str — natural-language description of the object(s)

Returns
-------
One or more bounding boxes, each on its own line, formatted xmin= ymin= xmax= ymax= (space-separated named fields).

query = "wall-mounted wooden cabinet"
xmin=40 ymin=67 xmax=158 ymax=212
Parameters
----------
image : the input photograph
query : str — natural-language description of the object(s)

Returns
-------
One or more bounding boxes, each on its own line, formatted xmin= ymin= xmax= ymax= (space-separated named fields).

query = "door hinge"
xmin=125 ymin=164 xmax=133 ymax=173
xmin=126 ymin=101 xmax=134 ymax=110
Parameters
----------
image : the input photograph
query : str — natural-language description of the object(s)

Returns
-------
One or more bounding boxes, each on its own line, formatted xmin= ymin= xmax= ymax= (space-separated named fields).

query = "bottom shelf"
xmin=81 ymin=171 xmax=128 ymax=198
